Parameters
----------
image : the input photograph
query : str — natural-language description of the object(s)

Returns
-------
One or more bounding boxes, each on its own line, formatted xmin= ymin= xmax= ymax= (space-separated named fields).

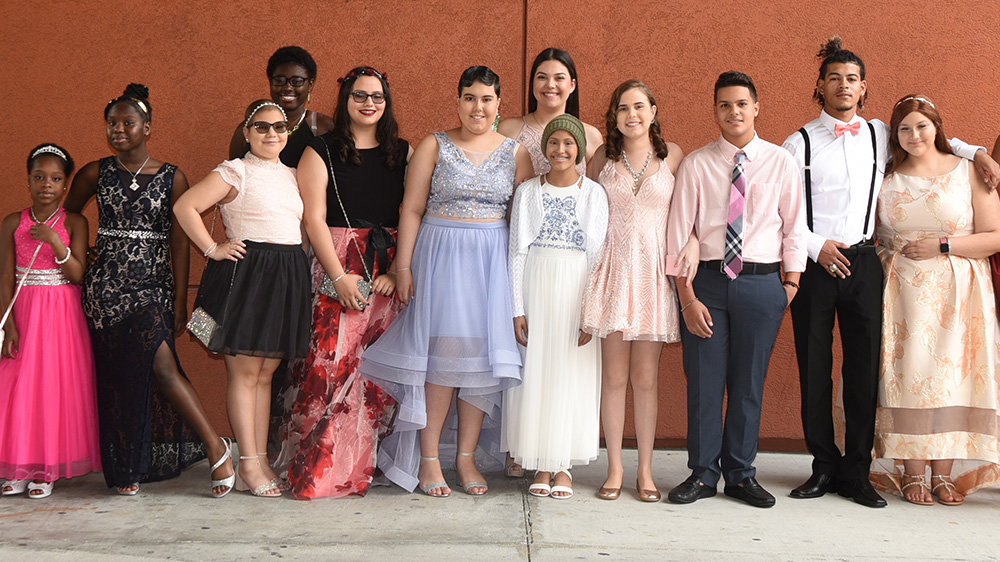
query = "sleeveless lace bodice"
xmin=515 ymin=119 xmax=587 ymax=177
xmin=14 ymin=208 xmax=70 ymax=286
xmin=425 ymin=132 xmax=518 ymax=220
xmin=215 ymin=153 xmax=303 ymax=244
xmin=83 ymin=158 xmax=177 ymax=329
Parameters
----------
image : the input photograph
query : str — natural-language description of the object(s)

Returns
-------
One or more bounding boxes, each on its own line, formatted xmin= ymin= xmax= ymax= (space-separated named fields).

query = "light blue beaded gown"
xmin=360 ymin=132 xmax=522 ymax=492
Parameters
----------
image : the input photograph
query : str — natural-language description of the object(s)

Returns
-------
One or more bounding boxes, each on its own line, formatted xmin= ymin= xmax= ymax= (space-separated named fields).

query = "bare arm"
xmin=168 ymin=169 xmax=192 ymax=332
xmin=54 ymin=213 xmax=89 ymax=285
xmin=1 ymin=214 xmax=19 ymax=357
xmin=393 ymin=134 xmax=437 ymax=305
xmin=587 ymin=146 xmax=608 ymax=182
xmin=63 ymin=161 xmax=100 ymax=213
xmin=299 ymin=146 xmax=368 ymax=310
xmin=173 ymin=171 xmax=241 ymax=261
xmin=583 ymin=122 xmax=604 ymax=163
xmin=513 ymin=144 xmax=534 ymax=185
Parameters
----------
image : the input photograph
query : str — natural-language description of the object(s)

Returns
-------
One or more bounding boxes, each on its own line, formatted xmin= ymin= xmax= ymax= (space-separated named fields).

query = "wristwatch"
xmin=939 ymin=237 xmax=950 ymax=254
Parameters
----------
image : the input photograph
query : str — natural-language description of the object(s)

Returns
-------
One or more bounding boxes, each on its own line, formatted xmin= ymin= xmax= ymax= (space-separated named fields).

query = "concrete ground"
xmin=1 ymin=449 xmax=998 ymax=562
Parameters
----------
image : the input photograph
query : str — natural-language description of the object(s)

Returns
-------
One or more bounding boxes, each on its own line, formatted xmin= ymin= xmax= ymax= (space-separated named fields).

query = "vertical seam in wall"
xmin=521 ymin=0 xmax=528 ymax=113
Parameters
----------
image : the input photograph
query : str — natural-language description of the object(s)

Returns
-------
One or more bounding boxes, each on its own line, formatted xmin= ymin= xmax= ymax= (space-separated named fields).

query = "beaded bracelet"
xmin=782 ymin=280 xmax=800 ymax=290
xmin=54 ymin=247 xmax=71 ymax=265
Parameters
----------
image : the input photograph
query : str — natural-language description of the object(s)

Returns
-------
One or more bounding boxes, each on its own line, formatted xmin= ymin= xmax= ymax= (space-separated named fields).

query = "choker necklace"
xmin=117 ymin=154 xmax=152 ymax=191
xmin=289 ymin=109 xmax=307 ymax=134
xmin=30 ymin=206 xmax=60 ymax=224
xmin=622 ymin=149 xmax=653 ymax=192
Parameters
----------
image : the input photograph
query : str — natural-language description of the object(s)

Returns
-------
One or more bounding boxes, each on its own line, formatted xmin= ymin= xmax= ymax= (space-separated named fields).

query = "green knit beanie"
xmin=541 ymin=113 xmax=586 ymax=164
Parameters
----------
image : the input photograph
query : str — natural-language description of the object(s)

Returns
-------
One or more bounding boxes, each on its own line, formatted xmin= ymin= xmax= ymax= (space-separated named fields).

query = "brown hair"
xmin=603 ymin=80 xmax=669 ymax=161
xmin=886 ymin=94 xmax=952 ymax=174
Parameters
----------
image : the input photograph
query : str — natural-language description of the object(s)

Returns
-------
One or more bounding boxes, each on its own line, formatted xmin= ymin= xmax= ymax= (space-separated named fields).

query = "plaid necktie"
xmin=723 ymin=152 xmax=746 ymax=279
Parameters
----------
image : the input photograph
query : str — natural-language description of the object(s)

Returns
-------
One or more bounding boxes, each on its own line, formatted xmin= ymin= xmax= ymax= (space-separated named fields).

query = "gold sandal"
xmin=930 ymin=474 xmax=964 ymax=506
xmin=901 ymin=473 xmax=933 ymax=506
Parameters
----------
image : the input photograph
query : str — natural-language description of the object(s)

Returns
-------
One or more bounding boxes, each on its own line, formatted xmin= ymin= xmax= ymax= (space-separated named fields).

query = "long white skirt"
xmin=502 ymin=246 xmax=601 ymax=472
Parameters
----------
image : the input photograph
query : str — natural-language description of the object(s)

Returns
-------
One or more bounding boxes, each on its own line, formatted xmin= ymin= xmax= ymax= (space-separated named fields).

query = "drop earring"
xmin=492 ymin=112 xmax=500 ymax=131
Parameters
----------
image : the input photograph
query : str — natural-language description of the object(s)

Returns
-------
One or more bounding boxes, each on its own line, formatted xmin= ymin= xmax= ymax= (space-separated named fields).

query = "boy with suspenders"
xmin=782 ymin=37 xmax=998 ymax=508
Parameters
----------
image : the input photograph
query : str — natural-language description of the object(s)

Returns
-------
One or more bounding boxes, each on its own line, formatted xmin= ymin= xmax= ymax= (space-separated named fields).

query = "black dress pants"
xmin=790 ymin=247 xmax=881 ymax=481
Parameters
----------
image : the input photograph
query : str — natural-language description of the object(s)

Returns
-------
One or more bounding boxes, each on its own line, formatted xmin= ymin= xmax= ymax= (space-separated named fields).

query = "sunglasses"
xmin=270 ymin=76 xmax=308 ymax=88
xmin=249 ymin=121 xmax=289 ymax=134
xmin=351 ymin=91 xmax=386 ymax=104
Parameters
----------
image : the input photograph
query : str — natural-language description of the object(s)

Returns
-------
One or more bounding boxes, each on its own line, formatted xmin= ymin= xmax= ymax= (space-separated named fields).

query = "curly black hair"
xmin=267 ymin=46 xmax=318 ymax=79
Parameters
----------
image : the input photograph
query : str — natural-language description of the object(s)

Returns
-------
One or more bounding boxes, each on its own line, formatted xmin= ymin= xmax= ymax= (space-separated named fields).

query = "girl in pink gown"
xmin=0 ymin=144 xmax=101 ymax=499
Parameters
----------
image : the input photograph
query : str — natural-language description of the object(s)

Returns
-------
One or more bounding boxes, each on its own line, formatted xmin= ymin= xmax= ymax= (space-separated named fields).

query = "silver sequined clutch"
xmin=319 ymin=276 xmax=371 ymax=311
xmin=187 ymin=307 xmax=219 ymax=347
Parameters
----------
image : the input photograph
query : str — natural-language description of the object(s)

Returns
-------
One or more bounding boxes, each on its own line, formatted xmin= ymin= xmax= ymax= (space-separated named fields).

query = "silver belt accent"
xmin=15 ymin=266 xmax=69 ymax=286
xmin=98 ymin=227 xmax=168 ymax=240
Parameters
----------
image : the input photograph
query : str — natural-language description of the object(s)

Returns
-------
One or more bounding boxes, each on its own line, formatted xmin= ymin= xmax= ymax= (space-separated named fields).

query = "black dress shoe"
xmin=723 ymin=476 xmax=776 ymax=508
xmin=789 ymin=473 xmax=837 ymax=498
xmin=837 ymin=478 xmax=887 ymax=508
xmin=667 ymin=475 xmax=717 ymax=504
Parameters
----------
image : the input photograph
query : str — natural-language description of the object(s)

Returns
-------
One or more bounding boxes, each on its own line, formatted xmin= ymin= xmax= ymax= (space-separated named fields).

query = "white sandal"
xmin=116 ymin=482 xmax=139 ymax=496
xmin=528 ymin=473 xmax=552 ymax=497
xmin=211 ymin=437 xmax=235 ymax=498
xmin=550 ymin=469 xmax=573 ymax=500
xmin=27 ymin=481 xmax=53 ymax=499
xmin=2 ymin=479 xmax=28 ymax=496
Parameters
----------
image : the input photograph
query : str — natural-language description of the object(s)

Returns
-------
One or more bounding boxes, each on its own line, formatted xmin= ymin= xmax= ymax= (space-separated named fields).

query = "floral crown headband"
xmin=244 ymin=101 xmax=288 ymax=127
xmin=337 ymin=67 xmax=387 ymax=85
xmin=895 ymin=96 xmax=936 ymax=109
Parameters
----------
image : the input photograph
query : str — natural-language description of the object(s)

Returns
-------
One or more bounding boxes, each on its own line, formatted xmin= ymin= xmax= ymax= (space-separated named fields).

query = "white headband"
xmin=895 ymin=96 xmax=936 ymax=109
xmin=31 ymin=145 xmax=68 ymax=160
xmin=244 ymin=102 xmax=288 ymax=127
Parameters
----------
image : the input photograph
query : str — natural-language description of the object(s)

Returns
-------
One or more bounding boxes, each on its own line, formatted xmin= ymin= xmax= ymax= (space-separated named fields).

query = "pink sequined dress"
xmin=581 ymin=158 xmax=680 ymax=342
xmin=0 ymin=209 xmax=101 ymax=482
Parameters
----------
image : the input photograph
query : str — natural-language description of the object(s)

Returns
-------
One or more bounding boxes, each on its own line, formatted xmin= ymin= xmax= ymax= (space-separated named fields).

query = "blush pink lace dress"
xmin=581 ymin=158 xmax=680 ymax=342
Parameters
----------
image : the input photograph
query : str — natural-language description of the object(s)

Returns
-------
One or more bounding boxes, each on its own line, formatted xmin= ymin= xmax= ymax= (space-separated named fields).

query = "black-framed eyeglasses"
xmin=351 ymin=91 xmax=386 ymax=104
xmin=270 ymin=76 xmax=308 ymax=88
xmin=250 ymin=121 xmax=289 ymax=134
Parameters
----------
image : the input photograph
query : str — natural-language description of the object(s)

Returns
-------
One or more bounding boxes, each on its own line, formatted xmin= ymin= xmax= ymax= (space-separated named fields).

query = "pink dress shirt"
xmin=668 ymin=134 xmax=808 ymax=273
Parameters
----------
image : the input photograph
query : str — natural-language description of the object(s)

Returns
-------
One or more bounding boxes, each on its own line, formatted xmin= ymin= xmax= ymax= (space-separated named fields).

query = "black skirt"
xmin=193 ymin=241 xmax=310 ymax=359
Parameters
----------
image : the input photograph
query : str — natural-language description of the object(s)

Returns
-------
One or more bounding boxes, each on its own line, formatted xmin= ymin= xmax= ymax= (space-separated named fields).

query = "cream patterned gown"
xmin=872 ymin=159 xmax=1000 ymax=495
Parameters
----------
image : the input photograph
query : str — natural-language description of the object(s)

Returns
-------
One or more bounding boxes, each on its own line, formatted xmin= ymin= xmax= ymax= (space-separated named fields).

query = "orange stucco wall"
xmin=4 ymin=1 xmax=999 ymax=447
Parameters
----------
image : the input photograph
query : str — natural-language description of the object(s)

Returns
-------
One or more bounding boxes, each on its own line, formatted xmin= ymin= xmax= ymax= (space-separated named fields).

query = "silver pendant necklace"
xmin=622 ymin=149 xmax=653 ymax=192
xmin=117 ymin=154 xmax=151 ymax=191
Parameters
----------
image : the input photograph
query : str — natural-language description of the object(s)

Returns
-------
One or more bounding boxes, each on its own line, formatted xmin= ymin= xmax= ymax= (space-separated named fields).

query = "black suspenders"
xmin=861 ymin=122 xmax=877 ymax=240
xmin=799 ymin=127 xmax=814 ymax=230
xmin=798 ymin=122 xmax=878 ymax=239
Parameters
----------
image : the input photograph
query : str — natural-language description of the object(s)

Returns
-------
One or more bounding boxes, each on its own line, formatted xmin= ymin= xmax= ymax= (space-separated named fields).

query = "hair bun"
xmin=123 ymin=82 xmax=150 ymax=100
xmin=816 ymin=36 xmax=844 ymax=60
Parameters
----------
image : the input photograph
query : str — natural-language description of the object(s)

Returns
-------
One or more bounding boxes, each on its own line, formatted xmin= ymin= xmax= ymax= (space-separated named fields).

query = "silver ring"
xmin=829 ymin=264 xmax=839 ymax=272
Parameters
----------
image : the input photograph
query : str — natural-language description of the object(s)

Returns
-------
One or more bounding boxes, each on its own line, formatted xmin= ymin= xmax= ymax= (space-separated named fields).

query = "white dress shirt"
xmin=782 ymin=111 xmax=982 ymax=261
